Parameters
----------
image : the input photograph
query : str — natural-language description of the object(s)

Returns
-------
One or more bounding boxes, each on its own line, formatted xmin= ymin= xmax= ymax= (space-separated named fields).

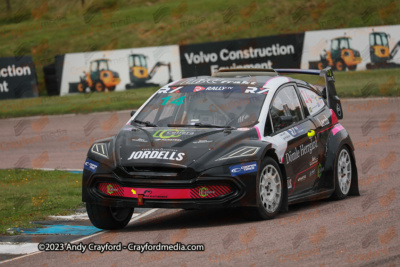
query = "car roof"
xmin=165 ymin=75 xmax=309 ymax=94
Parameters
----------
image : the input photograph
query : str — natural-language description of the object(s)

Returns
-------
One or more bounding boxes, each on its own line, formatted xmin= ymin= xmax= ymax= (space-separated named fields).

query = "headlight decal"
xmin=216 ymin=146 xmax=260 ymax=161
xmin=91 ymin=143 xmax=109 ymax=158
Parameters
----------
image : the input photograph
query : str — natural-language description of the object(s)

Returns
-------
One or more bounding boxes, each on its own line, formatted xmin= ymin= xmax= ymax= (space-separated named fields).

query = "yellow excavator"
xmin=309 ymin=36 xmax=362 ymax=71
xmin=78 ymin=59 xmax=121 ymax=92
xmin=125 ymin=54 xmax=172 ymax=89
xmin=366 ymin=31 xmax=400 ymax=69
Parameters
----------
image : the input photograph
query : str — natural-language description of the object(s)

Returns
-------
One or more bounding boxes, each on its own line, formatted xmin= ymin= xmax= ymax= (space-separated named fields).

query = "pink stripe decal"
xmin=254 ymin=126 xmax=261 ymax=140
xmin=125 ymin=187 xmax=189 ymax=199
xmin=332 ymin=124 xmax=344 ymax=136
xmin=263 ymin=76 xmax=290 ymax=87
xmin=97 ymin=183 xmax=232 ymax=199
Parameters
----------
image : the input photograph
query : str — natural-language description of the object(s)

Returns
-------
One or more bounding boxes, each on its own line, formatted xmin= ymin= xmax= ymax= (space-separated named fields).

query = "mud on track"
xmin=1 ymin=97 xmax=399 ymax=266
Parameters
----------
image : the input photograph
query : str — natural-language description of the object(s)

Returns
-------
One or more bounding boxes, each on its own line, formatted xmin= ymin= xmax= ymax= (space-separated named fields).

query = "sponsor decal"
xmin=317 ymin=115 xmax=329 ymax=127
xmin=287 ymin=125 xmax=306 ymax=138
xmin=153 ymin=129 xmax=194 ymax=139
xmin=287 ymin=178 xmax=292 ymax=189
xmin=318 ymin=163 xmax=324 ymax=178
xmin=84 ymin=158 xmax=99 ymax=173
xmin=229 ymin=161 xmax=258 ymax=176
xmin=309 ymin=169 xmax=316 ymax=177
xmin=127 ymin=150 xmax=185 ymax=161
xmin=244 ymin=87 xmax=269 ymax=94
xmin=193 ymin=86 xmax=205 ymax=92
xmin=237 ymin=128 xmax=250 ymax=131
xmin=131 ymin=138 xmax=148 ymax=143
xmin=298 ymin=175 xmax=306 ymax=182
xmin=176 ymin=78 xmax=257 ymax=85
xmin=107 ymin=184 xmax=118 ymax=194
xmin=199 ymin=187 xmax=216 ymax=197
xmin=193 ymin=139 xmax=213 ymax=144
xmin=205 ymin=86 xmax=233 ymax=91
xmin=285 ymin=137 xmax=318 ymax=164
xmin=131 ymin=189 xmax=136 ymax=195
xmin=309 ymin=156 xmax=318 ymax=166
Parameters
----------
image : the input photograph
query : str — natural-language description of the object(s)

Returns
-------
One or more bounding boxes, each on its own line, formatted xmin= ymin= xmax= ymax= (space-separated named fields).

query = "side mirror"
xmin=277 ymin=116 xmax=293 ymax=128
xmin=130 ymin=111 xmax=135 ymax=117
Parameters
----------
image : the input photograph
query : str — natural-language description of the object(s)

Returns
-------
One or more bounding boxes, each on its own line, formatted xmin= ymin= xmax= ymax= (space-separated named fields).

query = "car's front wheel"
xmin=86 ymin=203 xmax=134 ymax=230
xmin=251 ymin=158 xmax=283 ymax=220
xmin=333 ymin=146 xmax=352 ymax=199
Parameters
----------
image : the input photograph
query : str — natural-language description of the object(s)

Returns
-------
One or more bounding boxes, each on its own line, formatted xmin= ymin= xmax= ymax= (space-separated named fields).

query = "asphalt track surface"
xmin=1 ymin=97 xmax=400 ymax=266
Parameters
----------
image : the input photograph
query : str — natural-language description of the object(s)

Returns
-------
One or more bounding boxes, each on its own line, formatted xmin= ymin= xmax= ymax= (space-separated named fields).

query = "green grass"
xmin=0 ymin=169 xmax=83 ymax=235
xmin=1 ymin=69 xmax=399 ymax=119
xmin=0 ymin=0 xmax=399 ymax=94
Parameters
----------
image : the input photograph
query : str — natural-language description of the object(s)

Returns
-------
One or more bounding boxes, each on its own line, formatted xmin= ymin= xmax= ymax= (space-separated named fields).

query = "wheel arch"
xmin=261 ymin=148 xmax=289 ymax=212
xmin=325 ymin=127 xmax=359 ymax=197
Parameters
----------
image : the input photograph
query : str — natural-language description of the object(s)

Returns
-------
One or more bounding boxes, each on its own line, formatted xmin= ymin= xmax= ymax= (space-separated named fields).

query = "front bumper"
xmin=82 ymin=165 xmax=258 ymax=209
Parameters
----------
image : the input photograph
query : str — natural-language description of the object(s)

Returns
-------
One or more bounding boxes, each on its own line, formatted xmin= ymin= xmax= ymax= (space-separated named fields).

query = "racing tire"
xmin=86 ymin=203 xmax=134 ymax=230
xmin=250 ymin=157 xmax=284 ymax=220
xmin=335 ymin=60 xmax=346 ymax=71
xmin=95 ymin=81 xmax=105 ymax=92
xmin=332 ymin=146 xmax=352 ymax=200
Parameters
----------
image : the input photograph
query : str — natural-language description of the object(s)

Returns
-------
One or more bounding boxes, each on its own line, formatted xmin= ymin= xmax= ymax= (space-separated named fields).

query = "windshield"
xmin=133 ymin=88 xmax=267 ymax=128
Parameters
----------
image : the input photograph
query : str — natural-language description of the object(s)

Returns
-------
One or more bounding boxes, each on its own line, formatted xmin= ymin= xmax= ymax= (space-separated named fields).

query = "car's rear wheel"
xmin=250 ymin=158 xmax=283 ymax=220
xmin=86 ymin=203 xmax=134 ymax=230
xmin=333 ymin=146 xmax=352 ymax=199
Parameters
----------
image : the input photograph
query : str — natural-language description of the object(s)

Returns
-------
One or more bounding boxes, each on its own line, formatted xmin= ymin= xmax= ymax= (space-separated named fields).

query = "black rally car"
xmin=82 ymin=67 xmax=359 ymax=230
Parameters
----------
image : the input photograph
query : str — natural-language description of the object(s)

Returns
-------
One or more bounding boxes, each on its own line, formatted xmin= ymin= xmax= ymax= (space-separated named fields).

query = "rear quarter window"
xmin=299 ymin=87 xmax=325 ymax=116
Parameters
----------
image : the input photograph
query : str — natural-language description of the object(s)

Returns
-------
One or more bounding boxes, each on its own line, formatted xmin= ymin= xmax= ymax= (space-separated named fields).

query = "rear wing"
xmin=274 ymin=67 xmax=343 ymax=120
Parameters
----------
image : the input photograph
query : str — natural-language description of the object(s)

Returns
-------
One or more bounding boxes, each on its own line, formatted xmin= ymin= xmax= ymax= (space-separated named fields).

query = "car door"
xmin=266 ymin=84 xmax=319 ymax=197
xmin=298 ymin=85 xmax=331 ymax=190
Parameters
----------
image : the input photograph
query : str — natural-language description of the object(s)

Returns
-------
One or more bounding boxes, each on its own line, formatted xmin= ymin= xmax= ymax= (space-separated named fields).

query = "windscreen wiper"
xmin=133 ymin=119 xmax=157 ymax=127
xmin=131 ymin=120 xmax=156 ymax=146
xmin=168 ymin=122 xmax=234 ymax=129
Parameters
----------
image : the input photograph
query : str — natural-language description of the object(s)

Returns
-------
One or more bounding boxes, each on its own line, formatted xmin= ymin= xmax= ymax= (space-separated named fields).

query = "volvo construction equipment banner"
xmin=0 ymin=56 xmax=38 ymax=100
xmin=58 ymin=45 xmax=181 ymax=96
xmin=179 ymin=33 xmax=305 ymax=77
xmin=302 ymin=24 xmax=400 ymax=71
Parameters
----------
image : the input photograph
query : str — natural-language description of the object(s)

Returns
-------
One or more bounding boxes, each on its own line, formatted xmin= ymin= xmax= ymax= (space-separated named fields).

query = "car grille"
xmin=123 ymin=166 xmax=197 ymax=180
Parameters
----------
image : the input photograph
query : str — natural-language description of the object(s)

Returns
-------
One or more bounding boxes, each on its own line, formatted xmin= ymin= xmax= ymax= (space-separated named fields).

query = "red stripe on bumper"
xmin=97 ymin=183 xmax=233 ymax=199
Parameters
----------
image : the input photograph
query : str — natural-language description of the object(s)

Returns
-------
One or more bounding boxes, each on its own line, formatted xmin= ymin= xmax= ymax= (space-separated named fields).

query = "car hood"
xmin=114 ymin=125 xmax=260 ymax=169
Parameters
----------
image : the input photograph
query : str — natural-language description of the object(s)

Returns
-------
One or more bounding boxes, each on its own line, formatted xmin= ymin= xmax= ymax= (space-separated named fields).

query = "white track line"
xmin=0 ymin=243 xmax=39 ymax=255
xmin=0 ymin=209 xmax=158 ymax=265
